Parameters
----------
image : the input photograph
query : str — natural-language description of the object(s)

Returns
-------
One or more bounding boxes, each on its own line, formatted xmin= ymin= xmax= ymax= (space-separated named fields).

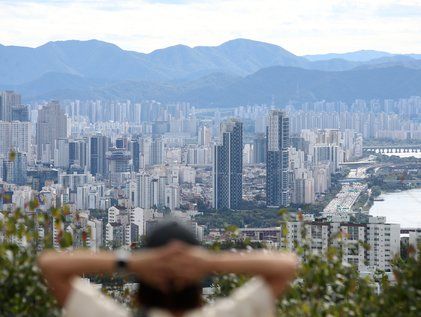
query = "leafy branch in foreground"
xmin=210 ymin=221 xmax=421 ymax=317
xmin=0 ymin=201 xmax=74 ymax=317
xmin=1 ymin=203 xmax=420 ymax=317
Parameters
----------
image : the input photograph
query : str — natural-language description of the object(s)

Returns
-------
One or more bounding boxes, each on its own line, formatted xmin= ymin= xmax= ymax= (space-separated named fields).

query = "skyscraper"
xmin=0 ymin=91 xmax=21 ymax=122
xmin=129 ymin=139 xmax=140 ymax=172
xmin=130 ymin=172 xmax=154 ymax=209
xmin=212 ymin=119 xmax=243 ymax=210
xmin=36 ymin=101 xmax=68 ymax=161
xmin=69 ymin=139 xmax=88 ymax=169
xmin=139 ymin=137 xmax=152 ymax=168
xmin=0 ymin=121 xmax=31 ymax=159
xmin=266 ymin=110 xmax=290 ymax=207
xmin=253 ymin=133 xmax=266 ymax=164
xmin=2 ymin=151 xmax=27 ymax=185
xmin=151 ymin=137 xmax=164 ymax=165
xmin=54 ymin=138 xmax=70 ymax=169
xmin=106 ymin=147 xmax=131 ymax=186
xmin=198 ymin=124 xmax=211 ymax=146
xmin=89 ymin=134 xmax=109 ymax=178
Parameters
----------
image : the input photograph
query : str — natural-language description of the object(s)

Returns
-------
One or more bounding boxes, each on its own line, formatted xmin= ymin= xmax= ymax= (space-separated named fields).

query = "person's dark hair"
xmin=137 ymin=221 xmax=202 ymax=311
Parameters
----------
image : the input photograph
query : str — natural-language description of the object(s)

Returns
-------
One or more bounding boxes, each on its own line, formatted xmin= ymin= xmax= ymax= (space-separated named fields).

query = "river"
xmin=370 ymin=188 xmax=421 ymax=228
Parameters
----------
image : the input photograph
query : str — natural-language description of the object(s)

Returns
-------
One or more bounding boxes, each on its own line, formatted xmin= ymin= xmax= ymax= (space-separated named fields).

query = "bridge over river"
xmin=363 ymin=144 xmax=421 ymax=154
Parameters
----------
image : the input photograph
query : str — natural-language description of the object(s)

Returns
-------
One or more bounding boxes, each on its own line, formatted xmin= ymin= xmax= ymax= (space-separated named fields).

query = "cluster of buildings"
xmin=1 ymin=90 xmax=366 ymax=219
xmin=1 ymin=91 xmax=419 ymax=269
xmin=238 ymin=213 xmax=401 ymax=273
xmin=213 ymin=110 xmax=363 ymax=208
xmin=234 ymin=97 xmax=421 ymax=140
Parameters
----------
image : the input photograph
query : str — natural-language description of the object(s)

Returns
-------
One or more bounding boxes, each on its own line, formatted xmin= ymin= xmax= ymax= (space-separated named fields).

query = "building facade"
xmin=213 ymin=119 xmax=243 ymax=210
xmin=266 ymin=110 xmax=290 ymax=207
xmin=36 ymin=101 xmax=68 ymax=161
xmin=0 ymin=91 xmax=21 ymax=122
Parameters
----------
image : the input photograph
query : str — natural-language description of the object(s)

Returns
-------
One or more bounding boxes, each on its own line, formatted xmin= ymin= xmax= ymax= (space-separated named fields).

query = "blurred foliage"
xmin=1 ymin=202 xmax=420 ymax=316
xmin=0 ymin=200 xmax=73 ymax=317
xmin=212 ymin=223 xmax=421 ymax=317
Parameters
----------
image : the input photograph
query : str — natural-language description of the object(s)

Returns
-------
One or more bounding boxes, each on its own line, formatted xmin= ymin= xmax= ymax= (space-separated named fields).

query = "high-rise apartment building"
xmin=130 ymin=172 xmax=154 ymax=209
xmin=253 ymin=133 xmax=266 ymax=164
xmin=139 ymin=137 xmax=152 ymax=167
xmin=312 ymin=144 xmax=342 ymax=172
xmin=241 ymin=215 xmax=400 ymax=273
xmin=69 ymin=139 xmax=88 ymax=169
xmin=212 ymin=119 xmax=243 ymax=210
xmin=151 ymin=137 xmax=164 ymax=165
xmin=106 ymin=148 xmax=131 ymax=186
xmin=292 ymin=174 xmax=315 ymax=205
xmin=88 ymin=134 xmax=109 ymax=178
xmin=165 ymin=184 xmax=180 ymax=211
xmin=36 ymin=101 xmax=68 ymax=161
xmin=266 ymin=110 xmax=290 ymax=207
xmin=365 ymin=216 xmax=401 ymax=272
xmin=2 ymin=151 xmax=27 ymax=185
xmin=198 ymin=125 xmax=211 ymax=146
xmin=0 ymin=121 xmax=31 ymax=159
xmin=129 ymin=139 xmax=140 ymax=172
xmin=53 ymin=139 xmax=70 ymax=169
xmin=0 ymin=91 xmax=21 ymax=122
xmin=139 ymin=137 xmax=164 ymax=167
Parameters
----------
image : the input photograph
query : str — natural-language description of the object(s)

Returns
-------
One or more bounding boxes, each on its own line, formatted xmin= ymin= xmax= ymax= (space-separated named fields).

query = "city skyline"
xmin=1 ymin=0 xmax=421 ymax=55
xmin=1 ymin=2 xmax=421 ymax=315
xmin=1 ymin=88 xmax=420 ymax=315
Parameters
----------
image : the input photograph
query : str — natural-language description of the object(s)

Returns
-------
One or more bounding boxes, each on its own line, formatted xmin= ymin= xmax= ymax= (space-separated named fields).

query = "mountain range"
xmin=1 ymin=38 xmax=420 ymax=105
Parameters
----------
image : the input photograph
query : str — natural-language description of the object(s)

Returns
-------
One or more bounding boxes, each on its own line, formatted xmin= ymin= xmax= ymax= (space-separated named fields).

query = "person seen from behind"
xmin=38 ymin=221 xmax=298 ymax=317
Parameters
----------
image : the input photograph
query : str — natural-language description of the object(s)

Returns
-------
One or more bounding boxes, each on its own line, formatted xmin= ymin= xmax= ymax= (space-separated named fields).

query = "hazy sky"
xmin=1 ymin=0 xmax=421 ymax=55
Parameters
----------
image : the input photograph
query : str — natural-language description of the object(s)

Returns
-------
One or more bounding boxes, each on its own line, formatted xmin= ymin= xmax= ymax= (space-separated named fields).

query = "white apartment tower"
xmin=280 ymin=215 xmax=400 ymax=272
xmin=36 ymin=101 xmax=68 ymax=162
xmin=0 ymin=91 xmax=21 ymax=121
xmin=0 ymin=121 xmax=31 ymax=161
xmin=198 ymin=125 xmax=211 ymax=146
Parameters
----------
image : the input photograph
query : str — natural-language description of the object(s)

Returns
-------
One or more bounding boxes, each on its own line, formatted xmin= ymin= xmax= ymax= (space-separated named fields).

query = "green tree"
xmin=0 ymin=202 xmax=74 ymax=317
xmin=1 ymin=204 xmax=421 ymax=316
xmin=210 ymin=220 xmax=421 ymax=317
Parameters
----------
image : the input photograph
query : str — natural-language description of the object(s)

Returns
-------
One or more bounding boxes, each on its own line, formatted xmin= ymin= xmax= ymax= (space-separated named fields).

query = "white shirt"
xmin=64 ymin=277 xmax=275 ymax=317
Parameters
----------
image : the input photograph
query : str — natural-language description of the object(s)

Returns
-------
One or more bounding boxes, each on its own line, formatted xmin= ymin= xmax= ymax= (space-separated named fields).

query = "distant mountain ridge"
xmin=1 ymin=38 xmax=421 ymax=85
xmin=0 ymin=38 xmax=309 ymax=85
xmin=304 ymin=50 xmax=393 ymax=62
xmin=8 ymin=66 xmax=421 ymax=107
xmin=1 ymin=38 xmax=421 ymax=105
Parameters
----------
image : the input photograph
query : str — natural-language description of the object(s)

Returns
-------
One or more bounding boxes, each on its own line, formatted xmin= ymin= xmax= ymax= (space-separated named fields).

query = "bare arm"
xmin=209 ymin=251 xmax=298 ymax=296
xmin=171 ymin=248 xmax=298 ymax=298
xmin=38 ymin=250 xmax=117 ymax=306
xmin=37 ymin=244 xmax=183 ymax=306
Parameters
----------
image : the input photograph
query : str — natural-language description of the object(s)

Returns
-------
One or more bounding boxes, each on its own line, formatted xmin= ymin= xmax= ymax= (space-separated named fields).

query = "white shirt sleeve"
xmin=63 ymin=278 xmax=130 ymax=317
xmin=189 ymin=277 xmax=276 ymax=317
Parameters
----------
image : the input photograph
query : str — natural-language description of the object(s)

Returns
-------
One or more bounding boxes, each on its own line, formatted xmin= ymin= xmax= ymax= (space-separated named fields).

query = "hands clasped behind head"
xmin=134 ymin=242 xmax=209 ymax=293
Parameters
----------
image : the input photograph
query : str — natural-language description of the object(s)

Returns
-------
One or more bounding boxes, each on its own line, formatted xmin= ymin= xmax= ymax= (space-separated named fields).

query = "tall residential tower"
xmin=266 ymin=110 xmax=290 ymax=207
xmin=0 ymin=91 xmax=21 ymax=122
xmin=213 ymin=119 xmax=243 ymax=210
xmin=36 ymin=101 xmax=68 ymax=162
